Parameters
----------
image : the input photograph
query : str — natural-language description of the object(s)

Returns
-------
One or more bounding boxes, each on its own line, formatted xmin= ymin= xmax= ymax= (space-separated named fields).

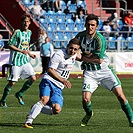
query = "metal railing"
xmin=92 ymin=0 xmax=127 ymax=20
xmin=0 ymin=13 xmax=14 ymax=35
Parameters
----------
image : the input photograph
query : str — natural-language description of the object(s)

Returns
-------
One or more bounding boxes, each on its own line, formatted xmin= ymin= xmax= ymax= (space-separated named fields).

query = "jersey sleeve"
xmin=94 ymin=34 xmax=106 ymax=59
xmin=48 ymin=52 xmax=62 ymax=69
xmin=8 ymin=30 xmax=19 ymax=46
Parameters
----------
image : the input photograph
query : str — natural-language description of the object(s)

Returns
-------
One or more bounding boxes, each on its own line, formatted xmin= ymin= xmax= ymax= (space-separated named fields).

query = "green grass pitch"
xmin=0 ymin=77 xmax=133 ymax=133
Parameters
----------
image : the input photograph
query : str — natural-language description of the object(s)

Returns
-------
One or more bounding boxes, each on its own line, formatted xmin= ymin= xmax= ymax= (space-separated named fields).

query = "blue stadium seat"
xmin=60 ymin=0 xmax=66 ymax=11
xmin=98 ymin=19 xmax=103 ymax=30
xmin=66 ymin=18 xmax=74 ymax=24
xmin=77 ymin=0 xmax=86 ymax=9
xmin=65 ymin=14 xmax=72 ymax=20
xmin=23 ymin=0 xmax=31 ymax=7
xmin=65 ymin=31 xmax=73 ymax=39
xmin=108 ymin=37 xmax=117 ymax=50
xmin=56 ymin=11 xmax=65 ymax=20
xmin=58 ymin=23 xmax=66 ymax=30
xmin=56 ymin=31 xmax=64 ymax=39
xmin=126 ymin=37 xmax=133 ymax=50
xmin=66 ymin=18 xmax=74 ymax=30
xmin=68 ymin=4 xmax=77 ymax=13
xmin=47 ymin=31 xmax=53 ymax=40
xmin=61 ymin=34 xmax=69 ymax=48
xmin=53 ymin=35 xmax=61 ymax=48
xmin=47 ymin=10 xmax=56 ymax=20
xmin=117 ymin=19 xmax=124 ymax=30
xmin=49 ymin=23 xmax=57 ymax=30
xmin=76 ymin=23 xmax=84 ymax=31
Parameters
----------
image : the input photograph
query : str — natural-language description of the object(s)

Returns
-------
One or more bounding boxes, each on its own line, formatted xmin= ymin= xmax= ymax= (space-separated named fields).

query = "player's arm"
xmin=82 ymin=53 xmax=103 ymax=64
xmin=8 ymin=45 xmax=29 ymax=54
xmin=75 ymin=49 xmax=82 ymax=61
xmin=48 ymin=68 xmax=71 ymax=89
xmin=27 ymin=46 xmax=36 ymax=59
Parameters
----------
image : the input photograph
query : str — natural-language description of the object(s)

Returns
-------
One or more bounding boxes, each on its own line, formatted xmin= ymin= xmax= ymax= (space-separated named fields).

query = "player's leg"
xmin=112 ymin=87 xmax=133 ymax=127
xmin=101 ymin=67 xmax=133 ymax=127
xmin=15 ymin=63 xmax=36 ymax=105
xmin=0 ymin=81 xmax=15 ymax=107
xmin=25 ymin=78 xmax=50 ymax=128
xmin=0 ymin=66 xmax=20 ymax=107
xmin=81 ymin=92 xmax=93 ymax=126
xmin=81 ymin=71 xmax=98 ymax=126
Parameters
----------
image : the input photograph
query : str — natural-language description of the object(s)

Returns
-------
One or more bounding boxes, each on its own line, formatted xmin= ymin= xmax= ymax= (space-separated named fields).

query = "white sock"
xmin=25 ymin=101 xmax=44 ymax=124
xmin=41 ymin=105 xmax=53 ymax=115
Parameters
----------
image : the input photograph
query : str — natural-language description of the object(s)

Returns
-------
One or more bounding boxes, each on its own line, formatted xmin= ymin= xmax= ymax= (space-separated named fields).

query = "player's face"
xmin=67 ymin=44 xmax=80 ymax=56
xmin=86 ymin=20 xmax=98 ymax=37
xmin=21 ymin=17 xmax=31 ymax=31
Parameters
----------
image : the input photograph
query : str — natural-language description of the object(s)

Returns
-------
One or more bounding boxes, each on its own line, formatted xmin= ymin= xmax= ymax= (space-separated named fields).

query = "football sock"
xmin=1 ymin=85 xmax=11 ymax=102
xmin=121 ymin=100 xmax=133 ymax=122
xmin=41 ymin=105 xmax=53 ymax=115
xmin=83 ymin=101 xmax=92 ymax=116
xmin=26 ymin=101 xmax=44 ymax=124
xmin=17 ymin=80 xmax=33 ymax=96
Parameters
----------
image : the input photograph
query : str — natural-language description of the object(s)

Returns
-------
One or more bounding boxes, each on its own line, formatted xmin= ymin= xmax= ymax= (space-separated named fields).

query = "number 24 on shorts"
xmin=83 ymin=84 xmax=90 ymax=90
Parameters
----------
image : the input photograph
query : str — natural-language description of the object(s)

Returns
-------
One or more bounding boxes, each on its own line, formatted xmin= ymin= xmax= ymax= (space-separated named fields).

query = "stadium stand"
xmin=1 ymin=0 xmax=133 ymax=52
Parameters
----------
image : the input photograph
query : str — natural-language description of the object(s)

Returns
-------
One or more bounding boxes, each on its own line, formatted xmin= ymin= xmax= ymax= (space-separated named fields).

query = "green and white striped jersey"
xmin=75 ymin=30 xmax=109 ymax=71
xmin=8 ymin=29 xmax=32 ymax=66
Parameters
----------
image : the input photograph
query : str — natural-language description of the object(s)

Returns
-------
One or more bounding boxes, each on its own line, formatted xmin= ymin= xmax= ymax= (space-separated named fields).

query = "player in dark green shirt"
xmin=75 ymin=14 xmax=133 ymax=127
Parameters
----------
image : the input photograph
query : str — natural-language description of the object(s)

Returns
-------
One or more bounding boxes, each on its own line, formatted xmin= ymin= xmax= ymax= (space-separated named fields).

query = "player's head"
xmin=85 ymin=14 xmax=99 ymax=36
xmin=66 ymin=38 xmax=81 ymax=56
xmin=45 ymin=37 xmax=50 ymax=43
xmin=21 ymin=14 xmax=31 ymax=31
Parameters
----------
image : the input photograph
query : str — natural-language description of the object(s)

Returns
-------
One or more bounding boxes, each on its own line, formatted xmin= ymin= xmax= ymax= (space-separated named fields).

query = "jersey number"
xmin=61 ymin=70 xmax=70 ymax=79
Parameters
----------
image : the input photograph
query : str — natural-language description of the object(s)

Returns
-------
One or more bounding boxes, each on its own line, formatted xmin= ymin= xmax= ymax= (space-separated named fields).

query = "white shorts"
xmin=8 ymin=63 xmax=36 ymax=82
xmin=82 ymin=67 xmax=121 ymax=93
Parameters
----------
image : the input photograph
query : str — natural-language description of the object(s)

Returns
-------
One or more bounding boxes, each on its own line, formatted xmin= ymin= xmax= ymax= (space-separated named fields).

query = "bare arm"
xmin=8 ymin=45 xmax=29 ymax=54
xmin=82 ymin=53 xmax=103 ymax=64
xmin=8 ymin=45 xmax=36 ymax=59
xmin=48 ymin=68 xmax=71 ymax=89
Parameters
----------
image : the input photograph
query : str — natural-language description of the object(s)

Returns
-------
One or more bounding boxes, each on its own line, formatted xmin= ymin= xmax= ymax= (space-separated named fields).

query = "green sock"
xmin=83 ymin=101 xmax=92 ymax=116
xmin=17 ymin=80 xmax=33 ymax=97
xmin=121 ymin=100 xmax=133 ymax=122
xmin=1 ymin=85 xmax=11 ymax=102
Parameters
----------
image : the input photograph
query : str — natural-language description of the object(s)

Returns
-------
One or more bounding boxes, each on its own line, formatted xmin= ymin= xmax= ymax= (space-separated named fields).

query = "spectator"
xmin=124 ymin=10 xmax=133 ymax=27
xmin=29 ymin=0 xmax=44 ymax=19
xmin=41 ymin=0 xmax=61 ymax=12
xmin=107 ymin=11 xmax=120 ymax=30
xmin=64 ymin=6 xmax=70 ymax=15
xmin=38 ymin=28 xmax=48 ymax=50
xmin=102 ymin=20 xmax=112 ymax=38
xmin=54 ymin=0 xmax=61 ymax=12
xmin=40 ymin=37 xmax=54 ymax=74
xmin=76 ymin=5 xmax=86 ymax=20
xmin=0 ymin=34 xmax=5 ymax=51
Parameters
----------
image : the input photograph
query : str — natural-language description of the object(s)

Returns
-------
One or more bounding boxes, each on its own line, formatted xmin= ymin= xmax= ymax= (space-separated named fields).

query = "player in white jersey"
xmin=24 ymin=38 xmax=81 ymax=128
xmin=0 ymin=14 xmax=36 ymax=107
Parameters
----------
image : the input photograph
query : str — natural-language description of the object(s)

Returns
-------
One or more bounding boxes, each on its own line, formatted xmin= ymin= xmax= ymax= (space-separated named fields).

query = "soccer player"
xmin=0 ymin=14 xmax=36 ymax=107
xmin=75 ymin=14 xmax=133 ymax=127
xmin=24 ymin=38 xmax=81 ymax=128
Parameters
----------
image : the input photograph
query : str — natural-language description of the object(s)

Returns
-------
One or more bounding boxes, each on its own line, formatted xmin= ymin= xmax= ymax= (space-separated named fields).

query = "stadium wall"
xmin=0 ymin=51 xmax=133 ymax=76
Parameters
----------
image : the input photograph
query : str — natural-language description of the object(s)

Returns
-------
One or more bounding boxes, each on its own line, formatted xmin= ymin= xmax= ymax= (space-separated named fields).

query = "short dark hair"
xmin=67 ymin=38 xmax=81 ymax=47
xmin=85 ymin=14 xmax=99 ymax=26
xmin=21 ymin=14 xmax=31 ymax=22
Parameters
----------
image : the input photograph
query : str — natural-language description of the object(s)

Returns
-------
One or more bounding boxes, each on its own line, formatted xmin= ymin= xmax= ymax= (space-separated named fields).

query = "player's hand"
xmin=76 ymin=49 xmax=82 ymax=60
xmin=29 ymin=54 xmax=36 ymax=59
xmin=21 ymin=50 xmax=29 ymax=54
xmin=84 ymin=52 xmax=92 ymax=58
xmin=63 ymin=80 xmax=72 ymax=89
